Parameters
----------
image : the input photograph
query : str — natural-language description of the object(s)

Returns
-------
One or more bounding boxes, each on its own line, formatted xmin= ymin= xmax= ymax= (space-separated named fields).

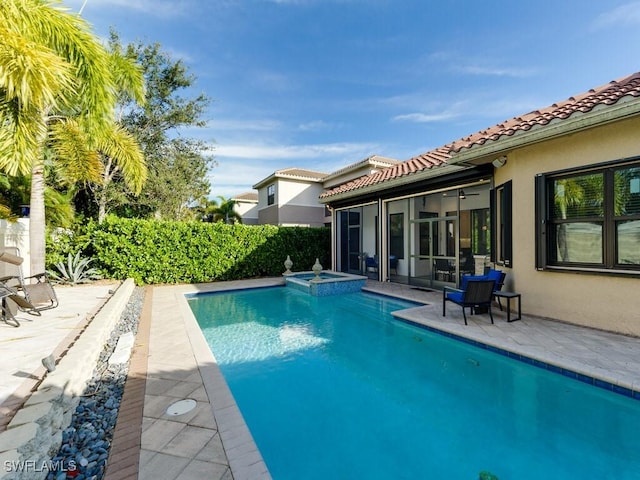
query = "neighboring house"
xmin=231 ymin=192 xmax=259 ymax=225
xmin=251 ymin=156 xmax=400 ymax=227
xmin=253 ymin=168 xmax=328 ymax=227
xmin=319 ymin=72 xmax=640 ymax=337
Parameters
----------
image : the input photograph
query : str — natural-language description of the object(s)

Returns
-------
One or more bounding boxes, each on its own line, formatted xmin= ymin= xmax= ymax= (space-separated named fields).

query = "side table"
xmin=493 ymin=291 xmax=521 ymax=322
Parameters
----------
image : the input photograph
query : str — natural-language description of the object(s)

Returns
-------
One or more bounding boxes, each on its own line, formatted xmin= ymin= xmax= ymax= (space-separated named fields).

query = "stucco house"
xmin=252 ymin=168 xmax=329 ymax=227
xmin=251 ymin=156 xmax=400 ymax=227
xmin=319 ymin=72 xmax=640 ymax=337
xmin=231 ymin=191 xmax=259 ymax=225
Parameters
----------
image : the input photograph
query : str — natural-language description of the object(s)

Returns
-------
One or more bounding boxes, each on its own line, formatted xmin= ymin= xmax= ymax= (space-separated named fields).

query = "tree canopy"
xmin=0 ymin=0 xmax=145 ymax=273
xmin=85 ymin=32 xmax=216 ymax=221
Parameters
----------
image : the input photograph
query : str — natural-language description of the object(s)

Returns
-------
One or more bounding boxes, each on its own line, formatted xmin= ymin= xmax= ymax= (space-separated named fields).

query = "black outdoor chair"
xmin=434 ymin=258 xmax=454 ymax=281
xmin=442 ymin=279 xmax=496 ymax=325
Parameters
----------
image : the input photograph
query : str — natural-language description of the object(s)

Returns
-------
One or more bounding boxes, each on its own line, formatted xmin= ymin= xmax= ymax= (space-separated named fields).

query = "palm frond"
xmin=44 ymin=186 xmax=74 ymax=228
xmin=1 ymin=0 xmax=117 ymax=129
xmin=0 ymin=25 xmax=74 ymax=110
xmin=0 ymin=103 xmax=48 ymax=175
xmin=96 ymin=124 xmax=147 ymax=194
xmin=49 ymin=119 xmax=103 ymax=183
xmin=109 ymin=49 xmax=146 ymax=105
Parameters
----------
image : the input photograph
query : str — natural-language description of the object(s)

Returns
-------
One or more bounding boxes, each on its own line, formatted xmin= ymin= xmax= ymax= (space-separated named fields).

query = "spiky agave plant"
xmin=48 ymin=252 xmax=102 ymax=285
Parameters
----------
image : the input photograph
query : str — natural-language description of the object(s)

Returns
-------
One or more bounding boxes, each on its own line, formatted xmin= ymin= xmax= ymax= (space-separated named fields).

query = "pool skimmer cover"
xmin=166 ymin=398 xmax=197 ymax=416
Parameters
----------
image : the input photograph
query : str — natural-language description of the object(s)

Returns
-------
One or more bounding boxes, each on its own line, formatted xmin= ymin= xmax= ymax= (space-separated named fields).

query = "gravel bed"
xmin=46 ymin=287 xmax=145 ymax=480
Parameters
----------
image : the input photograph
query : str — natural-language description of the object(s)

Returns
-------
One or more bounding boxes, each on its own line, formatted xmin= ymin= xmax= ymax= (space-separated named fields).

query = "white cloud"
xmin=455 ymin=65 xmax=536 ymax=78
xmin=297 ymin=120 xmax=334 ymax=132
xmin=216 ymin=142 xmax=377 ymax=160
xmin=426 ymin=50 xmax=536 ymax=79
xmin=206 ymin=140 xmax=381 ymax=196
xmin=205 ymin=119 xmax=283 ymax=132
xmin=64 ymin=0 xmax=189 ymax=18
xmin=250 ymin=70 xmax=297 ymax=93
xmin=592 ymin=2 xmax=640 ymax=29
xmin=392 ymin=111 xmax=460 ymax=124
xmin=208 ymin=161 xmax=274 ymax=192
xmin=208 ymin=140 xmax=386 ymax=198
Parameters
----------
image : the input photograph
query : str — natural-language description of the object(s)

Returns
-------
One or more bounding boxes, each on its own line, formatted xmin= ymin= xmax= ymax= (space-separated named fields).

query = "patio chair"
xmin=0 ymin=248 xmax=58 ymax=315
xmin=0 ymin=283 xmax=39 ymax=327
xmin=365 ymin=256 xmax=378 ymax=277
xmin=461 ymin=268 xmax=506 ymax=308
xmin=442 ymin=279 xmax=495 ymax=325
xmin=434 ymin=258 xmax=454 ymax=281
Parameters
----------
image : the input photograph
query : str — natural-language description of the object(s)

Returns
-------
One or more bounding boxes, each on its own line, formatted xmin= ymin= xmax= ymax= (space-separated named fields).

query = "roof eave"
xmin=322 ymin=157 xmax=399 ymax=182
xmin=319 ymin=164 xmax=468 ymax=204
xmin=253 ymin=173 xmax=325 ymax=189
xmin=450 ymin=97 xmax=640 ymax=164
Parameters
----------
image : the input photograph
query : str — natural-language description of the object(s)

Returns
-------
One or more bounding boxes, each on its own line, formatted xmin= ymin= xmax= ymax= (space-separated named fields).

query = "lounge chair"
xmin=0 ymin=283 xmax=39 ymax=327
xmin=443 ymin=279 xmax=496 ymax=325
xmin=460 ymin=268 xmax=506 ymax=309
xmin=0 ymin=248 xmax=58 ymax=315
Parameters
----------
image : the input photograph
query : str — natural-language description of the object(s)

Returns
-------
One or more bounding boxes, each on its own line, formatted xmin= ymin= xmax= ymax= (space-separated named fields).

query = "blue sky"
xmin=63 ymin=0 xmax=640 ymax=198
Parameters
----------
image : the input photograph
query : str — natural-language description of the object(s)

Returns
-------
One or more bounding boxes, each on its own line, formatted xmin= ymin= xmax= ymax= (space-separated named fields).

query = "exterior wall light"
xmin=492 ymin=156 xmax=507 ymax=168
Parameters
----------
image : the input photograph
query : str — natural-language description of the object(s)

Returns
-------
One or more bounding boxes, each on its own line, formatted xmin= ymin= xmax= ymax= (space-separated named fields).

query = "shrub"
xmin=49 ymin=217 xmax=331 ymax=285
xmin=47 ymin=252 xmax=102 ymax=285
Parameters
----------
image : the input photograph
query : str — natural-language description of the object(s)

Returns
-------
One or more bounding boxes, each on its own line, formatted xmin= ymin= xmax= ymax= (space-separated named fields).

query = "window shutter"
xmin=490 ymin=188 xmax=496 ymax=263
xmin=534 ymin=174 xmax=547 ymax=270
xmin=503 ymin=181 xmax=513 ymax=267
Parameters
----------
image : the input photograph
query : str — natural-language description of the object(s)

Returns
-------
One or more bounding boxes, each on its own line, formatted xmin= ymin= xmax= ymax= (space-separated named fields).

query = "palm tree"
xmin=0 ymin=0 xmax=146 ymax=272
xmin=210 ymin=196 xmax=242 ymax=224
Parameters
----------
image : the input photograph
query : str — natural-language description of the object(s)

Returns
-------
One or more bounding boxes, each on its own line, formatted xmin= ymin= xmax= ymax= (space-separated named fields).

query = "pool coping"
xmin=176 ymin=279 xmax=280 ymax=480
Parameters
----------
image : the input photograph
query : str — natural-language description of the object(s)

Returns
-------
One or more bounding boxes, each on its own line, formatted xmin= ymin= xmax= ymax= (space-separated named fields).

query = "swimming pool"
xmin=189 ymin=286 xmax=640 ymax=479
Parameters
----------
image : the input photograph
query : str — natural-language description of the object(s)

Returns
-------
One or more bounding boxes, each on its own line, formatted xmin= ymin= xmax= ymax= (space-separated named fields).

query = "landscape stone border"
xmin=0 ymin=279 xmax=135 ymax=480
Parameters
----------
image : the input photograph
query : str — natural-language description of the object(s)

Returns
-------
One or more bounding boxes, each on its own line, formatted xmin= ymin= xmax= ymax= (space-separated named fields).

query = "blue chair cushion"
xmin=461 ymin=269 xmax=503 ymax=291
xmin=445 ymin=291 xmax=464 ymax=303
xmin=486 ymin=269 xmax=503 ymax=283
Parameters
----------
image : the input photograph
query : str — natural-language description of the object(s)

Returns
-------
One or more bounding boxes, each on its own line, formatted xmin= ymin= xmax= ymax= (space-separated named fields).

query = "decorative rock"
xmin=44 ymin=287 xmax=145 ymax=480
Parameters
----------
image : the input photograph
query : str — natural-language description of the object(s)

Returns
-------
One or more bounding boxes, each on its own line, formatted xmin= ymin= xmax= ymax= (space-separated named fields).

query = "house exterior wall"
xmin=256 ymin=178 xmax=326 ymax=226
xmin=278 ymin=205 xmax=326 ymax=227
xmin=256 ymin=183 xmax=274 ymax=208
xmin=258 ymin=204 xmax=279 ymax=225
xmin=277 ymin=179 xmax=324 ymax=207
xmin=494 ymin=115 xmax=640 ymax=336
xmin=234 ymin=201 xmax=259 ymax=225
xmin=0 ymin=219 xmax=30 ymax=278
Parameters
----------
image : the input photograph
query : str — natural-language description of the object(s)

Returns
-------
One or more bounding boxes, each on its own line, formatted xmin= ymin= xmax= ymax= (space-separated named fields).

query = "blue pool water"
xmin=189 ymin=287 xmax=640 ymax=480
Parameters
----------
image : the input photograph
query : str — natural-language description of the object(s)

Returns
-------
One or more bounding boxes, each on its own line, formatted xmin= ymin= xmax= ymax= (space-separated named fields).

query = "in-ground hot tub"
xmin=284 ymin=271 xmax=367 ymax=296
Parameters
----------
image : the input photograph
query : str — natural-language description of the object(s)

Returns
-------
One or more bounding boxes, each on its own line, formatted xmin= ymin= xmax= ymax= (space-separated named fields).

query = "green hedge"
xmin=49 ymin=217 xmax=331 ymax=285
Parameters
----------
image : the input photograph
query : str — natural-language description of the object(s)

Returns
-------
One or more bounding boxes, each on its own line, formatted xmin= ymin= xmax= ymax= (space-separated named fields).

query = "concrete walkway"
xmin=0 ymin=282 xmax=119 ymax=430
